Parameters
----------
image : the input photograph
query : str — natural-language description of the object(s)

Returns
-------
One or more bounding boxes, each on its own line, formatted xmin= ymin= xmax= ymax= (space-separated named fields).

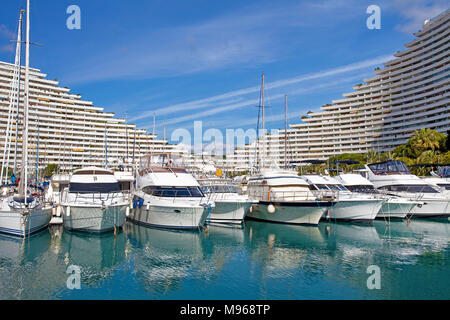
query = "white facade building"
xmin=280 ymin=9 xmax=450 ymax=162
xmin=0 ymin=61 xmax=173 ymax=174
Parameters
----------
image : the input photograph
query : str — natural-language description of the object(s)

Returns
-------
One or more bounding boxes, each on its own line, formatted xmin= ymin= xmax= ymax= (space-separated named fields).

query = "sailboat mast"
xmin=284 ymin=95 xmax=287 ymax=169
xmin=20 ymin=0 xmax=30 ymax=200
xmin=261 ymin=73 xmax=265 ymax=170
xmin=13 ymin=10 xmax=24 ymax=176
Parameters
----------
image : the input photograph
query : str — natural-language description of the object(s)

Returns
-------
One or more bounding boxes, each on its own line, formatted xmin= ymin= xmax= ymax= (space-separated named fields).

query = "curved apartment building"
xmin=0 ymin=61 xmax=172 ymax=173
xmin=282 ymin=9 xmax=449 ymax=162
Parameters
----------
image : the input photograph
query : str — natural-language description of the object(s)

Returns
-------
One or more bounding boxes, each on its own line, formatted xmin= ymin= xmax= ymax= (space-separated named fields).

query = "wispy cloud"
xmin=390 ymin=0 xmax=449 ymax=34
xmin=0 ymin=25 xmax=15 ymax=40
xmin=61 ymin=0 xmax=372 ymax=85
xmin=131 ymin=54 xmax=391 ymax=124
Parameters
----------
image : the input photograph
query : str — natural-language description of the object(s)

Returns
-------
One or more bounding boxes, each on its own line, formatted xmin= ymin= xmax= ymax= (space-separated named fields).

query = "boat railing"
xmin=64 ymin=190 xmax=126 ymax=205
xmin=249 ymin=186 xmax=337 ymax=202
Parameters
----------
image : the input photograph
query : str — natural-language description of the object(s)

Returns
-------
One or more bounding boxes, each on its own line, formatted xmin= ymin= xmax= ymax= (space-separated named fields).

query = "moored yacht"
xmin=61 ymin=167 xmax=128 ymax=233
xmin=246 ymin=170 xmax=335 ymax=225
xmin=365 ymin=160 xmax=450 ymax=218
xmin=335 ymin=173 xmax=420 ymax=219
xmin=301 ymin=174 xmax=383 ymax=221
xmin=129 ymin=153 xmax=212 ymax=230
xmin=199 ymin=177 xmax=254 ymax=225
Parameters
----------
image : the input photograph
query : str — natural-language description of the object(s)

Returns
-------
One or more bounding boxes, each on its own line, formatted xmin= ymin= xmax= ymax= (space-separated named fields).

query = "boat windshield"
xmin=314 ymin=184 xmax=329 ymax=190
xmin=327 ymin=184 xmax=348 ymax=191
xmin=378 ymin=184 xmax=439 ymax=193
xmin=69 ymin=182 xmax=120 ymax=193
xmin=140 ymin=153 xmax=185 ymax=169
xmin=437 ymin=166 xmax=450 ymax=178
xmin=201 ymin=185 xmax=238 ymax=194
xmin=142 ymin=186 xmax=204 ymax=197
xmin=368 ymin=160 xmax=410 ymax=175
xmin=437 ymin=184 xmax=450 ymax=190
xmin=346 ymin=185 xmax=377 ymax=193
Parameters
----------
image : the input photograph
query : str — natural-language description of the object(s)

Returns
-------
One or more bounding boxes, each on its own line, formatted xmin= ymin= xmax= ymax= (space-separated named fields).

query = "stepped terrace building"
xmin=280 ymin=9 xmax=450 ymax=162
xmin=0 ymin=61 xmax=173 ymax=174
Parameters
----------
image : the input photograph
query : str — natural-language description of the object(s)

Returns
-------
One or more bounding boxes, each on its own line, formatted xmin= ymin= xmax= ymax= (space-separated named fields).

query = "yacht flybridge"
xmin=61 ymin=167 xmax=128 ymax=233
xmin=129 ymin=153 xmax=212 ymax=230
xmin=364 ymin=160 xmax=450 ymax=218
xmin=246 ymin=170 xmax=335 ymax=225
xmin=335 ymin=173 xmax=420 ymax=219
xmin=301 ymin=175 xmax=383 ymax=221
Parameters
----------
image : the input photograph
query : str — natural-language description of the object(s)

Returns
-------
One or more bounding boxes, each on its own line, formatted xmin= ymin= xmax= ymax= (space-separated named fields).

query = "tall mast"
xmin=0 ymin=10 xmax=24 ymax=185
xmin=19 ymin=0 xmax=30 ymax=200
xmin=261 ymin=73 xmax=265 ymax=170
xmin=284 ymin=95 xmax=287 ymax=169
xmin=13 ymin=10 xmax=24 ymax=176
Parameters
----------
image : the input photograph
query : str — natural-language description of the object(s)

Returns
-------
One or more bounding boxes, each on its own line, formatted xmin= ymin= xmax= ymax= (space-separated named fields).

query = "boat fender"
xmin=146 ymin=203 xmax=150 ymax=211
xmin=133 ymin=199 xmax=138 ymax=209
xmin=66 ymin=206 xmax=71 ymax=217
xmin=249 ymin=206 xmax=253 ymax=213
xmin=56 ymin=206 xmax=61 ymax=217
xmin=267 ymin=204 xmax=275 ymax=214
xmin=138 ymin=198 xmax=144 ymax=208
xmin=126 ymin=206 xmax=130 ymax=217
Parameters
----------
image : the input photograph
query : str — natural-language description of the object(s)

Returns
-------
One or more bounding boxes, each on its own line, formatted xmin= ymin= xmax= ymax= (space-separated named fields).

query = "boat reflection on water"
xmin=125 ymin=223 xmax=205 ymax=297
xmin=59 ymin=227 xmax=127 ymax=289
xmin=0 ymin=228 xmax=66 ymax=299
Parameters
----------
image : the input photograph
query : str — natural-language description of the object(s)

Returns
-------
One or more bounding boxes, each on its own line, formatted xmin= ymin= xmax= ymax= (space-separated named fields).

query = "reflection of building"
xmin=0 ymin=61 xmax=173 ymax=172
xmin=279 ymin=9 xmax=450 ymax=161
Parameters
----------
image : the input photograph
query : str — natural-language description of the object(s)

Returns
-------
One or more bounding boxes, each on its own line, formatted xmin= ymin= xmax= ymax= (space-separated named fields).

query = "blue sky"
xmin=1 ymin=0 xmax=449 ymax=146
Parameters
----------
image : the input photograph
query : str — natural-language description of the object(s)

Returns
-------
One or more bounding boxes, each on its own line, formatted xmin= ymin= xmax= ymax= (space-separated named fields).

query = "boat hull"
xmin=0 ymin=207 xmax=52 ymax=237
xmin=62 ymin=204 xmax=127 ymax=233
xmin=408 ymin=199 xmax=450 ymax=218
xmin=325 ymin=199 xmax=382 ymax=221
xmin=209 ymin=200 xmax=252 ymax=224
xmin=377 ymin=200 xmax=417 ymax=219
xmin=128 ymin=204 xmax=210 ymax=230
xmin=246 ymin=201 xmax=331 ymax=225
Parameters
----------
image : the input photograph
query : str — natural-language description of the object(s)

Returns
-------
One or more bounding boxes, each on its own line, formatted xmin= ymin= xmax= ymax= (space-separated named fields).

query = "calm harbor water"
xmin=0 ymin=218 xmax=449 ymax=300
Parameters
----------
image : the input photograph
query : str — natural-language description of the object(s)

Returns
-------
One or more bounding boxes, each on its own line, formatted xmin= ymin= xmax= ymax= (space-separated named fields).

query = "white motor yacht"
xmin=61 ymin=167 xmax=128 ymax=233
xmin=301 ymin=174 xmax=383 ymax=221
xmin=246 ymin=170 xmax=335 ymax=225
xmin=129 ymin=153 xmax=212 ymax=230
xmin=335 ymin=173 xmax=420 ymax=219
xmin=198 ymin=177 xmax=254 ymax=225
xmin=365 ymin=160 xmax=450 ymax=218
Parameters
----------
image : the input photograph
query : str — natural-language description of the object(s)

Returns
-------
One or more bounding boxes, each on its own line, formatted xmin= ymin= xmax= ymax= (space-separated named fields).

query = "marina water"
xmin=0 ymin=219 xmax=449 ymax=300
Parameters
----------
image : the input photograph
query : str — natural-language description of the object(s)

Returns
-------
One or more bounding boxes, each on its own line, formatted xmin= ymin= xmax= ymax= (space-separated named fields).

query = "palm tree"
xmin=408 ymin=128 xmax=445 ymax=157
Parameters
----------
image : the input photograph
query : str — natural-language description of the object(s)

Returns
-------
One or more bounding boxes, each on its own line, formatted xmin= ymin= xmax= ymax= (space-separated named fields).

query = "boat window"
xmin=379 ymin=184 xmax=439 ymax=193
xmin=69 ymin=182 xmax=120 ymax=193
xmin=142 ymin=186 xmax=204 ymax=197
xmin=314 ymin=184 xmax=329 ymax=190
xmin=368 ymin=160 xmax=410 ymax=175
xmin=437 ymin=166 xmax=450 ymax=178
xmin=437 ymin=184 xmax=450 ymax=190
xmin=346 ymin=185 xmax=376 ymax=193
xmin=327 ymin=184 xmax=348 ymax=191
xmin=201 ymin=185 xmax=237 ymax=193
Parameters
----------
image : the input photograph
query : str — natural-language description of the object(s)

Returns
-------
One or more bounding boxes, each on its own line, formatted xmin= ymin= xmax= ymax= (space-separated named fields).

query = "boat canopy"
xmin=437 ymin=166 xmax=450 ymax=178
xmin=368 ymin=160 xmax=410 ymax=175
xmin=140 ymin=153 xmax=186 ymax=171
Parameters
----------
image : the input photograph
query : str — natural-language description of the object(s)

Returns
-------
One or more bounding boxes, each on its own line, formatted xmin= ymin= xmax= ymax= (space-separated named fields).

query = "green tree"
xmin=407 ymin=128 xmax=446 ymax=157
xmin=43 ymin=164 xmax=59 ymax=177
